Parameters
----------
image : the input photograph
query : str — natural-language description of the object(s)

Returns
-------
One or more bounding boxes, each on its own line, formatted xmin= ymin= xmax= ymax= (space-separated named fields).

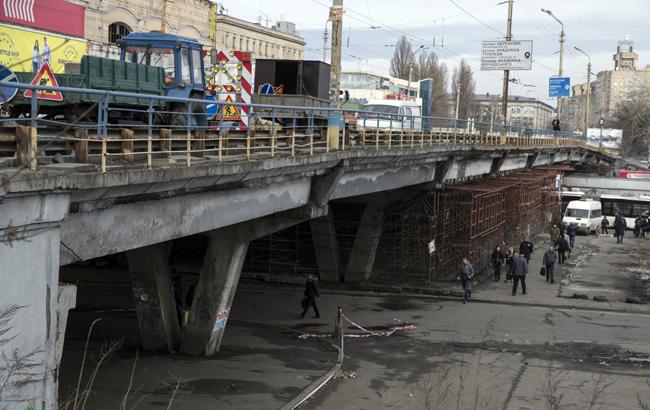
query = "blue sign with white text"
xmin=0 ymin=64 xmax=18 ymax=104
xmin=549 ymin=77 xmax=571 ymax=97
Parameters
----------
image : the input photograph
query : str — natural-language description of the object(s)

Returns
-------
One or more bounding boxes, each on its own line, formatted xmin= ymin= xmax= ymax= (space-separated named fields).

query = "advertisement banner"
xmin=0 ymin=23 xmax=87 ymax=74
xmin=0 ymin=0 xmax=85 ymax=38
xmin=586 ymin=128 xmax=623 ymax=149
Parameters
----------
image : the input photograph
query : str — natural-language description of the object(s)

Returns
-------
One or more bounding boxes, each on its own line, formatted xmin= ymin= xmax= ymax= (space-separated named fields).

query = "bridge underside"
xmin=0 ymin=144 xmax=612 ymax=408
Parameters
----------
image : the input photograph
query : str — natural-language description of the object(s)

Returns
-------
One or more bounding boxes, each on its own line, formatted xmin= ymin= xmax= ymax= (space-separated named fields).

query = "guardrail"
xmin=0 ymin=81 xmax=606 ymax=173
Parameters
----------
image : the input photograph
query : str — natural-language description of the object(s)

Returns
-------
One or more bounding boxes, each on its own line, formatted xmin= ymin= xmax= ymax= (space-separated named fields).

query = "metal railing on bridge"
xmin=0 ymin=81 xmax=605 ymax=173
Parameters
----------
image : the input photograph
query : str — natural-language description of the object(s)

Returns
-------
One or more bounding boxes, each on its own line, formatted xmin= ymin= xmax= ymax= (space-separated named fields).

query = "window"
xmin=124 ymin=46 xmax=175 ymax=83
xmin=180 ymin=48 xmax=191 ymax=84
xmin=566 ymin=209 xmax=589 ymax=218
xmin=108 ymin=22 xmax=131 ymax=44
xmin=592 ymin=209 xmax=602 ymax=218
xmin=191 ymin=49 xmax=202 ymax=85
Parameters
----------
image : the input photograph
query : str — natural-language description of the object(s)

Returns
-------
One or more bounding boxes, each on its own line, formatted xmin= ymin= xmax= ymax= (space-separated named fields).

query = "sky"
xmin=218 ymin=0 xmax=650 ymax=103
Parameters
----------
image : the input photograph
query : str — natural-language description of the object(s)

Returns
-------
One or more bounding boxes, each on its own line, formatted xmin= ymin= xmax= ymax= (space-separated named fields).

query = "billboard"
xmin=549 ymin=77 xmax=570 ymax=97
xmin=586 ymin=128 xmax=623 ymax=149
xmin=0 ymin=23 xmax=87 ymax=74
xmin=481 ymin=40 xmax=533 ymax=71
xmin=0 ymin=0 xmax=84 ymax=38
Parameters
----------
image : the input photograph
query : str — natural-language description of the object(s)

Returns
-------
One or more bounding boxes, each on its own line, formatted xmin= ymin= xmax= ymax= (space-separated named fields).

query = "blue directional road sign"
xmin=0 ymin=64 xmax=18 ymax=104
xmin=549 ymin=76 xmax=571 ymax=97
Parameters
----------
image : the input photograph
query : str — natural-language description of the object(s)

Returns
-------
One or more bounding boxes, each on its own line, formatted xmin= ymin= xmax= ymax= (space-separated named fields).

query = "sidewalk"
xmin=244 ymin=232 xmax=650 ymax=314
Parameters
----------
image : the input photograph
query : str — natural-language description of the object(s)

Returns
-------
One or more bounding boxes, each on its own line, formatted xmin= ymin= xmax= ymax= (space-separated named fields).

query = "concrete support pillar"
xmin=310 ymin=211 xmax=341 ymax=282
xmin=345 ymin=204 xmax=384 ymax=283
xmin=0 ymin=193 xmax=70 ymax=410
xmin=126 ymin=242 xmax=181 ymax=352
xmin=181 ymin=208 xmax=316 ymax=356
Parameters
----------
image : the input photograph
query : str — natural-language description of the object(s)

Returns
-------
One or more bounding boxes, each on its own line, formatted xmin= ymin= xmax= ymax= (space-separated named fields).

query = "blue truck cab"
xmin=119 ymin=32 xmax=206 ymax=100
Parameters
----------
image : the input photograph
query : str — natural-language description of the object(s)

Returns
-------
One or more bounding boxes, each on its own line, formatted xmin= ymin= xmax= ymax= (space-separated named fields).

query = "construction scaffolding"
xmin=244 ymin=168 xmax=570 ymax=286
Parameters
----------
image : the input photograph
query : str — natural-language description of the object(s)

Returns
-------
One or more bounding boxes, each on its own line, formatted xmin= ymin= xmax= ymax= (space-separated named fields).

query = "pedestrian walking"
xmin=504 ymin=247 xmax=514 ymax=283
xmin=511 ymin=253 xmax=528 ymax=296
xmin=552 ymin=118 xmax=561 ymax=132
xmin=642 ymin=216 xmax=649 ymax=239
xmin=301 ymin=274 xmax=320 ymax=319
xmin=457 ymin=258 xmax=474 ymax=304
xmin=556 ymin=235 xmax=570 ymax=264
xmin=567 ymin=223 xmax=578 ymax=252
xmin=614 ymin=215 xmax=627 ymax=244
xmin=559 ymin=221 xmax=566 ymax=238
xmin=634 ymin=216 xmax=642 ymax=238
xmin=549 ymin=224 xmax=560 ymax=243
xmin=543 ymin=246 xmax=557 ymax=284
xmin=492 ymin=245 xmax=505 ymax=282
xmin=601 ymin=216 xmax=610 ymax=235
xmin=519 ymin=238 xmax=534 ymax=263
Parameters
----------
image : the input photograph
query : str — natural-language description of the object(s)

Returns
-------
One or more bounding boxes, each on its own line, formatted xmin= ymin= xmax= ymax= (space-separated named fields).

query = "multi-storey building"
xmin=472 ymin=94 xmax=554 ymax=130
xmin=81 ymin=0 xmax=304 ymax=60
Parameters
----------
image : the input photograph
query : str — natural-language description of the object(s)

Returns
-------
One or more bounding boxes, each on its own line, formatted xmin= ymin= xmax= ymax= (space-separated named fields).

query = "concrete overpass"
xmin=0 ymin=138 xmax=612 ymax=408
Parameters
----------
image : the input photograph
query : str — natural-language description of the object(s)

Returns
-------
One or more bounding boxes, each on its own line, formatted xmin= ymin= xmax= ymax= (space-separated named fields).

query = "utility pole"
xmin=210 ymin=2 xmax=218 ymax=50
xmin=407 ymin=65 xmax=413 ymax=101
xmin=329 ymin=0 xmax=343 ymax=107
xmin=160 ymin=0 xmax=168 ymax=33
xmin=501 ymin=0 xmax=514 ymax=124
xmin=322 ymin=26 xmax=329 ymax=63
xmin=542 ymin=9 xmax=565 ymax=122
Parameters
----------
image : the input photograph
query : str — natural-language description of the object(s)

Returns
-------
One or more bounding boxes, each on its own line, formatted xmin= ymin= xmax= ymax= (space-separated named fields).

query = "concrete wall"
xmin=0 ymin=194 xmax=70 ymax=410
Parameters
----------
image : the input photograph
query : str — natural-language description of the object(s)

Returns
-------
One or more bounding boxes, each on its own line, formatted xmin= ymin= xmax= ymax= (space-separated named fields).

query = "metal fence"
xmin=0 ymin=81 xmax=599 ymax=173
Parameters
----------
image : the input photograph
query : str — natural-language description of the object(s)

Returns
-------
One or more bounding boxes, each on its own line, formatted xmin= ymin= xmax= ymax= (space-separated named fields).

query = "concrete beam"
xmin=434 ymin=158 xmax=456 ymax=184
xmin=180 ymin=209 xmax=312 ymax=356
xmin=490 ymin=153 xmax=508 ymax=174
xmin=345 ymin=204 xmax=384 ymax=283
xmin=310 ymin=162 xmax=345 ymax=207
xmin=60 ymin=178 xmax=312 ymax=265
xmin=525 ymin=153 xmax=539 ymax=170
xmin=126 ymin=242 xmax=181 ymax=352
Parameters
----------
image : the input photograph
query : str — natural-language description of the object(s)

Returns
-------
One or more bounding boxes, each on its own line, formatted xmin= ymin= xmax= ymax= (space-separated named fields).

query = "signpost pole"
xmin=501 ymin=0 xmax=514 ymax=125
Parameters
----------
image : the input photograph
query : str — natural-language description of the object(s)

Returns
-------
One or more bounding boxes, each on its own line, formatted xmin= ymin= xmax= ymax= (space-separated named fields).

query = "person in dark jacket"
xmin=504 ymin=246 xmax=514 ymax=283
xmin=457 ymin=258 xmax=474 ymax=304
xmin=556 ymin=235 xmax=570 ymax=264
xmin=519 ymin=239 xmax=534 ymax=262
xmin=549 ymin=224 xmax=560 ymax=243
xmin=614 ymin=215 xmax=627 ymax=244
xmin=642 ymin=216 xmax=649 ymax=238
xmin=552 ymin=118 xmax=561 ymax=131
xmin=301 ymin=274 xmax=321 ymax=318
xmin=634 ymin=216 xmax=643 ymax=238
xmin=511 ymin=253 xmax=528 ymax=296
xmin=601 ymin=216 xmax=610 ymax=235
xmin=543 ymin=246 xmax=557 ymax=284
xmin=491 ymin=246 xmax=505 ymax=282
xmin=559 ymin=221 xmax=566 ymax=238
xmin=567 ymin=223 xmax=578 ymax=251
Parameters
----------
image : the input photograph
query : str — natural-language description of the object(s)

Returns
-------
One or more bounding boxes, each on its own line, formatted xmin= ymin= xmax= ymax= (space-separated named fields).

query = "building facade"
xmin=340 ymin=70 xmax=419 ymax=103
xmin=564 ymin=37 xmax=650 ymax=131
xmin=80 ymin=0 xmax=304 ymax=60
xmin=473 ymin=94 xmax=553 ymax=130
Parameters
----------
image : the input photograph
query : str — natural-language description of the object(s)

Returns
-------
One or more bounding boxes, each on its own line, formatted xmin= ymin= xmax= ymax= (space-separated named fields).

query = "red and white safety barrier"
xmin=208 ymin=50 xmax=252 ymax=130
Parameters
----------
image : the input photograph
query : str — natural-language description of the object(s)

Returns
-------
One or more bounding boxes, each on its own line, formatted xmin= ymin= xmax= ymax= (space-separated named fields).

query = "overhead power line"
xmin=447 ymin=0 xmax=505 ymax=37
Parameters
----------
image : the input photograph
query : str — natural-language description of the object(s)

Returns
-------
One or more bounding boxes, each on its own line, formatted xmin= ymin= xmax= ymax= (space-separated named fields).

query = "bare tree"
xmin=390 ymin=36 xmax=414 ymax=80
xmin=612 ymin=86 xmax=650 ymax=158
xmin=414 ymin=52 xmax=449 ymax=117
xmin=451 ymin=60 xmax=476 ymax=120
xmin=0 ymin=305 xmax=44 ymax=405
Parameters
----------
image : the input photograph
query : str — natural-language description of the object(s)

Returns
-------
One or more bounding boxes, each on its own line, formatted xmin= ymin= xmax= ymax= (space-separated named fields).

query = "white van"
xmin=562 ymin=199 xmax=602 ymax=234
xmin=360 ymin=100 xmax=422 ymax=131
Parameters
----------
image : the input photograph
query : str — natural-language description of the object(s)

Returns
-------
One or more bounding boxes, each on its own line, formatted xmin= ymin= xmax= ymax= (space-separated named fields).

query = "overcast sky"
xmin=219 ymin=0 xmax=650 ymax=102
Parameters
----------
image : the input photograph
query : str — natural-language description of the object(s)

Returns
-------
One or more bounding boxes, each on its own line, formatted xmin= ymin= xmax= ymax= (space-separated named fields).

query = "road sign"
xmin=216 ymin=95 xmax=240 ymax=121
xmin=24 ymin=62 xmax=63 ymax=101
xmin=481 ymin=40 xmax=533 ymax=71
xmin=0 ymin=64 xmax=18 ymax=104
xmin=549 ymin=77 xmax=571 ymax=97
xmin=205 ymin=95 xmax=218 ymax=119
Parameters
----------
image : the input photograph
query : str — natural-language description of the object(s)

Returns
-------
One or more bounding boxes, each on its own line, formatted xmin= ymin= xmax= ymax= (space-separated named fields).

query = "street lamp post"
xmin=407 ymin=45 xmax=427 ymax=101
xmin=574 ymin=47 xmax=592 ymax=135
xmin=541 ymin=8 xmax=565 ymax=123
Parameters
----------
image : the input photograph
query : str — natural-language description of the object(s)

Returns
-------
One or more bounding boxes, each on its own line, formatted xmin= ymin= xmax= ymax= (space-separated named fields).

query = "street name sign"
xmin=481 ymin=40 xmax=533 ymax=71
xmin=549 ymin=77 xmax=571 ymax=97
